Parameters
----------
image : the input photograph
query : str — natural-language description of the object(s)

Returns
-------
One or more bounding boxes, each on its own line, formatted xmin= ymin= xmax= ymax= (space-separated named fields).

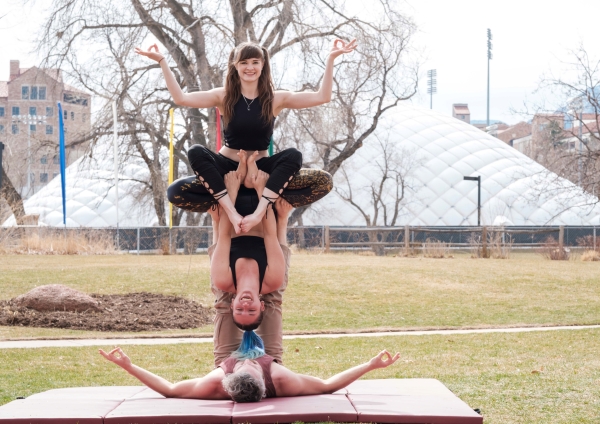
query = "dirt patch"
xmin=0 ymin=292 xmax=214 ymax=332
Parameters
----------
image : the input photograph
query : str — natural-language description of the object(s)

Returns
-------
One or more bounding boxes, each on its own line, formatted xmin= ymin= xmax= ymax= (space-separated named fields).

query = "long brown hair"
xmin=222 ymin=42 xmax=274 ymax=127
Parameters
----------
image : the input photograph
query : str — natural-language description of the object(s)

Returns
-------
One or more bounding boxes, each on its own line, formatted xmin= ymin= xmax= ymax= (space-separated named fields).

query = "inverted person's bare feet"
xmin=275 ymin=197 xmax=293 ymax=220
xmin=236 ymin=150 xmax=247 ymax=182
xmin=241 ymin=171 xmax=270 ymax=233
xmin=224 ymin=171 xmax=242 ymax=202
xmin=243 ymin=150 xmax=260 ymax=188
xmin=207 ymin=204 xmax=220 ymax=225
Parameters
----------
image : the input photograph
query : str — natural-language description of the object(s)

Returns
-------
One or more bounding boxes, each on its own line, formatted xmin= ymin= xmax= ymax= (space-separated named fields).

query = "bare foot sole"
xmin=243 ymin=151 xmax=260 ymax=188
xmin=236 ymin=150 xmax=247 ymax=182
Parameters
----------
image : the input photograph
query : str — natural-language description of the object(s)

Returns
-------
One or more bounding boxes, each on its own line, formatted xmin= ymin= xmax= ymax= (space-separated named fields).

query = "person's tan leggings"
xmin=209 ymin=244 xmax=291 ymax=367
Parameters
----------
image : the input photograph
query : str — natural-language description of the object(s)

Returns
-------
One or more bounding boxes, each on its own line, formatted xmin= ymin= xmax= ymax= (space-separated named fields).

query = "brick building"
xmin=0 ymin=60 xmax=91 ymax=198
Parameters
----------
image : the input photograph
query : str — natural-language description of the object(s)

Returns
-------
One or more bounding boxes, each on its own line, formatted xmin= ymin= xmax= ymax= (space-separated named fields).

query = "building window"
xmin=0 ymin=107 xmax=4 ymax=117
xmin=30 ymin=124 xmax=36 ymax=132
xmin=46 ymin=106 xmax=53 ymax=117
xmin=71 ymin=111 xmax=74 ymax=120
xmin=29 ymin=106 xmax=37 ymax=116
xmin=63 ymin=93 xmax=89 ymax=106
xmin=12 ymin=106 xmax=19 ymax=116
xmin=63 ymin=110 xmax=67 ymax=120
xmin=11 ymin=124 xmax=18 ymax=134
xmin=53 ymin=155 xmax=59 ymax=164
xmin=39 ymin=87 xmax=46 ymax=100
xmin=46 ymin=125 xmax=53 ymax=135
xmin=53 ymin=172 xmax=58 ymax=179
xmin=40 ymin=173 xmax=48 ymax=183
xmin=21 ymin=86 xmax=29 ymax=99
xmin=30 ymin=86 xmax=38 ymax=100
xmin=0 ymin=125 xmax=4 ymax=134
xmin=40 ymin=155 xmax=47 ymax=164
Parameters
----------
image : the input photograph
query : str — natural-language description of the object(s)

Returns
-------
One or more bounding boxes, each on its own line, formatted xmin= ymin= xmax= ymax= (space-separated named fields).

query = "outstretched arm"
xmin=275 ymin=39 xmax=357 ymax=111
xmin=134 ymin=45 xmax=223 ymax=108
xmin=99 ymin=347 xmax=227 ymax=399
xmin=275 ymin=349 xmax=400 ymax=397
xmin=211 ymin=172 xmax=243 ymax=291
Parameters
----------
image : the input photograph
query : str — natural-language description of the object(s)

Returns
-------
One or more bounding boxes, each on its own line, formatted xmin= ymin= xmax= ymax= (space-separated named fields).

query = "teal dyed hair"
xmin=231 ymin=330 xmax=265 ymax=360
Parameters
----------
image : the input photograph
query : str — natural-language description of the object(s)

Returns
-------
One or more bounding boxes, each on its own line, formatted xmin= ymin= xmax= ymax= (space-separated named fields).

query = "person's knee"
xmin=188 ymin=144 xmax=210 ymax=162
xmin=166 ymin=180 xmax=183 ymax=203
xmin=284 ymin=148 xmax=302 ymax=169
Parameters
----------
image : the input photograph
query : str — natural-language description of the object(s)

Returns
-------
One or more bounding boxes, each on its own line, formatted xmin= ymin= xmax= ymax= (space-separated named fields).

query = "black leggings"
xmin=187 ymin=145 xmax=302 ymax=196
xmin=168 ymin=168 xmax=333 ymax=213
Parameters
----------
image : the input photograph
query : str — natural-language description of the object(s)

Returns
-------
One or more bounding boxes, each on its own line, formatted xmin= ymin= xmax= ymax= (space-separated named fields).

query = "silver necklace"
xmin=242 ymin=95 xmax=256 ymax=111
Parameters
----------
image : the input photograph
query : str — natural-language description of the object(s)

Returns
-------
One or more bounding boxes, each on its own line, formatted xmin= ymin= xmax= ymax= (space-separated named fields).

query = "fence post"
xmin=404 ymin=225 xmax=410 ymax=254
xmin=324 ymin=226 xmax=330 ymax=253
xmin=482 ymin=226 xmax=488 ymax=258
xmin=137 ymin=227 xmax=140 ymax=255
xmin=559 ymin=225 xmax=564 ymax=249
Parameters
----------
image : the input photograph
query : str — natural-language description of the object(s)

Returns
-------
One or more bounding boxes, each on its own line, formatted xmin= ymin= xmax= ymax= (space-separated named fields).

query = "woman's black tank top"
xmin=223 ymin=96 xmax=274 ymax=151
xmin=230 ymin=236 xmax=267 ymax=290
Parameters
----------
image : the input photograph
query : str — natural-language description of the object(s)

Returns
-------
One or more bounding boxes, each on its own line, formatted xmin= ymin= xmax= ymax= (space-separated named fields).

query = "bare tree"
xmin=525 ymin=45 xmax=600 ymax=209
xmin=36 ymin=0 xmax=418 ymax=226
xmin=335 ymin=136 xmax=418 ymax=255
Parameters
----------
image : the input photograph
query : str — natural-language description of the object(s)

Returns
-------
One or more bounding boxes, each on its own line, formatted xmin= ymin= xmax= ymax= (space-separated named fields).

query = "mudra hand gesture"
xmin=99 ymin=347 xmax=133 ymax=369
xmin=368 ymin=349 xmax=401 ymax=370
xmin=134 ymin=44 xmax=164 ymax=63
xmin=329 ymin=38 xmax=358 ymax=59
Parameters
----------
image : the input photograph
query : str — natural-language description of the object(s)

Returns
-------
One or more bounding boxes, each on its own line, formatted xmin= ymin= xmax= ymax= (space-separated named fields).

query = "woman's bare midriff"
xmin=231 ymin=223 xmax=264 ymax=239
xmin=219 ymin=146 xmax=270 ymax=162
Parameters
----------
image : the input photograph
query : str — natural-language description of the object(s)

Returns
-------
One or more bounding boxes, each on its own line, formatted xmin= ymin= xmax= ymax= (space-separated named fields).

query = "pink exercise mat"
xmin=0 ymin=379 xmax=483 ymax=423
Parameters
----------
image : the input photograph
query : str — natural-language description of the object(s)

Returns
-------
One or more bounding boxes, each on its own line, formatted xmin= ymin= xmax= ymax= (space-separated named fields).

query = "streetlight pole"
xmin=464 ymin=175 xmax=481 ymax=226
xmin=487 ymin=29 xmax=493 ymax=127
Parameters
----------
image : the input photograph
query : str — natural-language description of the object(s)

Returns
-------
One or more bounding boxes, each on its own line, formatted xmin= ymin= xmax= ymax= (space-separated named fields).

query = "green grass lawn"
xmin=1 ymin=252 xmax=599 ymax=339
xmin=1 ymin=329 xmax=599 ymax=423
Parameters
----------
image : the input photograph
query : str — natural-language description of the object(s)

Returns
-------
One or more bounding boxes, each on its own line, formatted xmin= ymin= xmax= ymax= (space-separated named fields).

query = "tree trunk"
xmin=0 ymin=167 xmax=26 ymax=225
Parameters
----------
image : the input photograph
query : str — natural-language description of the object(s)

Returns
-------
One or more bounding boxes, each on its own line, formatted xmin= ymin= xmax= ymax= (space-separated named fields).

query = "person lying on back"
xmin=99 ymin=334 xmax=400 ymax=402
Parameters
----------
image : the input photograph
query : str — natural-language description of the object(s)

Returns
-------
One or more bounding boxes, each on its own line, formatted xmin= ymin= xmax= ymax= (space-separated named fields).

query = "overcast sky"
xmin=2 ymin=0 xmax=599 ymax=124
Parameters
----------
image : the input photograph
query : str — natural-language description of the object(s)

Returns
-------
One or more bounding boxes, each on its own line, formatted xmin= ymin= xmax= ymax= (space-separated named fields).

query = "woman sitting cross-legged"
xmin=99 ymin=333 xmax=400 ymax=402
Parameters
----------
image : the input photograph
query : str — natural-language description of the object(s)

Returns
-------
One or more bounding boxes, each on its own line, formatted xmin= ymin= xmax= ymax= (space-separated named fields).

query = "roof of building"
xmin=63 ymin=83 xmax=89 ymax=96
xmin=453 ymin=105 xmax=470 ymax=114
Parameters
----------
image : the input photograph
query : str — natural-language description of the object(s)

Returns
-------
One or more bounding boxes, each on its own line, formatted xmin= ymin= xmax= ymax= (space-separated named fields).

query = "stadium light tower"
xmin=487 ymin=29 xmax=493 ymax=127
xmin=427 ymin=69 xmax=437 ymax=109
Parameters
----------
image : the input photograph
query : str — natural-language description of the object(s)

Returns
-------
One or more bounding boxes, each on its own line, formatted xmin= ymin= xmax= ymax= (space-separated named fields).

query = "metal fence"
xmin=0 ymin=225 xmax=598 ymax=254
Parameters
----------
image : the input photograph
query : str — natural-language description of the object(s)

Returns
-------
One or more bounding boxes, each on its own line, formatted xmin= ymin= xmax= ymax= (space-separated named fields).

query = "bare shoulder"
xmin=270 ymin=362 xmax=296 ymax=385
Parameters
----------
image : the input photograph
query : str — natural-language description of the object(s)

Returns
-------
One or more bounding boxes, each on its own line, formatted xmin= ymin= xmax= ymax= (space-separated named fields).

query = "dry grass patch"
xmin=581 ymin=250 xmax=600 ymax=261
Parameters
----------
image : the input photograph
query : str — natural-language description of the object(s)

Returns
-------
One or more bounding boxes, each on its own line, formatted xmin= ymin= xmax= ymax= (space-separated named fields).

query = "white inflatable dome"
xmin=4 ymin=104 xmax=600 ymax=227
xmin=304 ymin=104 xmax=600 ymax=226
xmin=3 ymin=154 xmax=158 ymax=227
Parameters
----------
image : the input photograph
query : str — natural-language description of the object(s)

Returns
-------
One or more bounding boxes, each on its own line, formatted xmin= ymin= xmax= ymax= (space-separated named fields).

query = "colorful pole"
xmin=215 ymin=108 xmax=222 ymax=151
xmin=269 ymin=136 xmax=274 ymax=156
xmin=57 ymin=102 xmax=66 ymax=226
xmin=168 ymin=108 xmax=175 ymax=228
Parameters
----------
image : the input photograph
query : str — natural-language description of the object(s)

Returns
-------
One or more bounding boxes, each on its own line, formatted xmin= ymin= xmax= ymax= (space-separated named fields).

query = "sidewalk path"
xmin=1 ymin=324 xmax=599 ymax=349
